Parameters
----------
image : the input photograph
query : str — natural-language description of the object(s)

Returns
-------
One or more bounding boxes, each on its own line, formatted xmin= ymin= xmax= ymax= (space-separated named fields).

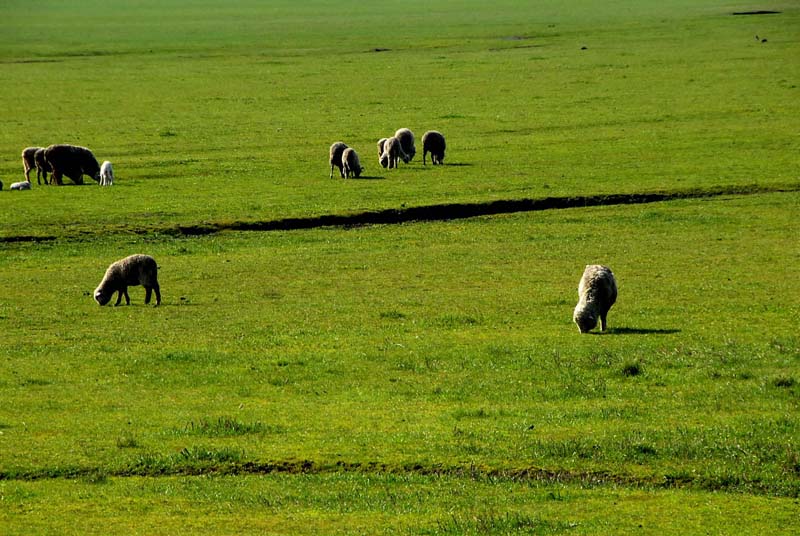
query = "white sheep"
xmin=341 ymin=147 xmax=364 ymax=178
xmin=329 ymin=142 xmax=348 ymax=179
xmin=379 ymin=136 xmax=408 ymax=169
xmin=394 ymin=128 xmax=416 ymax=162
xmin=99 ymin=161 xmax=114 ymax=186
xmin=10 ymin=181 xmax=32 ymax=190
xmin=94 ymin=254 xmax=161 ymax=307
xmin=573 ymin=265 xmax=617 ymax=333
xmin=422 ymin=130 xmax=446 ymax=165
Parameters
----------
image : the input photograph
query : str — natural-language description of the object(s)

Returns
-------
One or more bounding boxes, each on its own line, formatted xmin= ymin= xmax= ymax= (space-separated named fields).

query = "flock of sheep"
xmin=329 ymin=128 xmax=447 ymax=179
xmin=5 ymin=132 xmax=617 ymax=333
xmin=0 ymin=144 xmax=113 ymax=191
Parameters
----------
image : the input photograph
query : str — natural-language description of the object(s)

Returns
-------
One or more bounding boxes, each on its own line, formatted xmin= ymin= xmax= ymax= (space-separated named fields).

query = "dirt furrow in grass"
xmin=1 ymin=458 xmax=796 ymax=497
xmin=2 ymin=182 xmax=799 ymax=244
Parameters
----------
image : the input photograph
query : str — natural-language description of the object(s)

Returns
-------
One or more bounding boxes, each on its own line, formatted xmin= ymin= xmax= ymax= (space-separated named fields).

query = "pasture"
xmin=1 ymin=1 xmax=799 ymax=534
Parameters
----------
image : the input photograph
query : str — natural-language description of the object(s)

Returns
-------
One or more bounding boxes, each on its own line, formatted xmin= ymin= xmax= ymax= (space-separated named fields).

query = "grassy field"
xmin=1 ymin=1 xmax=799 ymax=534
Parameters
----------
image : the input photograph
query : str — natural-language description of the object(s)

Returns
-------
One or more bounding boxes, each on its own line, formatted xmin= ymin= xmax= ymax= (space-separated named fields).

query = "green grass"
xmin=1 ymin=0 xmax=798 ymax=239
xmin=1 ymin=0 xmax=799 ymax=533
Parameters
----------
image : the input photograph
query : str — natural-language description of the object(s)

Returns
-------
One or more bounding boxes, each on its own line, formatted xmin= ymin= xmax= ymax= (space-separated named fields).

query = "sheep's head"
xmin=94 ymin=287 xmax=112 ymax=306
xmin=573 ymin=308 xmax=597 ymax=333
xmin=401 ymin=154 xmax=410 ymax=164
xmin=379 ymin=155 xmax=389 ymax=168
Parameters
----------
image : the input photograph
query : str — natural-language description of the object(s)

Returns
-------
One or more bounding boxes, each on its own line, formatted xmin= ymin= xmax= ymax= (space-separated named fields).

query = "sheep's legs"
xmin=600 ymin=314 xmax=608 ymax=331
xmin=114 ymin=289 xmax=130 ymax=306
xmin=145 ymin=286 xmax=161 ymax=306
xmin=51 ymin=170 xmax=63 ymax=186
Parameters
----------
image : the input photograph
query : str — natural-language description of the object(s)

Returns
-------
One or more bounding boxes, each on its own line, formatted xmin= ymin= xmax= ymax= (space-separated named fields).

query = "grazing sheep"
xmin=94 ymin=254 xmax=161 ymax=307
xmin=329 ymin=142 xmax=348 ymax=179
xmin=341 ymin=147 xmax=364 ymax=178
xmin=22 ymin=147 xmax=40 ymax=182
xmin=34 ymin=148 xmax=52 ymax=185
xmin=377 ymin=138 xmax=387 ymax=157
xmin=43 ymin=144 xmax=101 ymax=185
xmin=379 ymin=136 xmax=409 ymax=169
xmin=10 ymin=181 xmax=32 ymax=190
xmin=422 ymin=130 xmax=446 ymax=165
xmin=394 ymin=128 xmax=416 ymax=162
xmin=99 ymin=161 xmax=114 ymax=186
xmin=573 ymin=265 xmax=617 ymax=333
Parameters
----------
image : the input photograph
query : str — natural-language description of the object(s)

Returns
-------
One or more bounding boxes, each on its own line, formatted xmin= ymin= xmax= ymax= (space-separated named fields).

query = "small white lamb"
xmin=573 ymin=265 xmax=617 ymax=333
xmin=10 ymin=181 xmax=31 ymax=190
xmin=99 ymin=161 xmax=114 ymax=186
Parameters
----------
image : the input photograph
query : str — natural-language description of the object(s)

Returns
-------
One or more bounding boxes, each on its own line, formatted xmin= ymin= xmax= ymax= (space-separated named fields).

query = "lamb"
xmin=34 ymin=148 xmax=52 ymax=185
xmin=341 ymin=147 xmax=364 ymax=178
xmin=43 ymin=144 xmax=101 ymax=185
xmin=573 ymin=265 xmax=617 ymax=333
xmin=10 ymin=181 xmax=32 ymax=190
xmin=379 ymin=136 xmax=409 ymax=169
xmin=329 ymin=142 xmax=348 ymax=179
xmin=94 ymin=254 xmax=161 ymax=307
xmin=394 ymin=128 xmax=416 ymax=162
xmin=99 ymin=161 xmax=114 ymax=186
xmin=422 ymin=130 xmax=446 ymax=165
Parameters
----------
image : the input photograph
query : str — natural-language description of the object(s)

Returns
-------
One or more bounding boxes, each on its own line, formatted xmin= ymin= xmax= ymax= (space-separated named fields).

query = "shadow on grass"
xmin=345 ymin=175 xmax=385 ymax=180
xmin=605 ymin=327 xmax=681 ymax=335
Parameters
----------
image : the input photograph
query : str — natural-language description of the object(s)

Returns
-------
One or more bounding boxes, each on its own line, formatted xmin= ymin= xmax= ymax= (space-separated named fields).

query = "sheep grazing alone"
xmin=573 ymin=265 xmax=617 ymax=333
xmin=341 ymin=147 xmax=364 ymax=178
xmin=43 ymin=144 xmax=101 ymax=185
xmin=99 ymin=161 xmax=114 ymax=186
xmin=10 ymin=181 xmax=32 ymax=190
xmin=94 ymin=254 xmax=161 ymax=307
xmin=422 ymin=130 xmax=446 ymax=165
xmin=34 ymin=148 xmax=52 ymax=185
xmin=329 ymin=142 xmax=348 ymax=179
xmin=394 ymin=128 xmax=416 ymax=162
xmin=379 ymin=136 xmax=409 ymax=169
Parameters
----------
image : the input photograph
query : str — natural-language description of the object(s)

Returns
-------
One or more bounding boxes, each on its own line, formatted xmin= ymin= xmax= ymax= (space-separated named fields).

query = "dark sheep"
xmin=34 ymin=148 xmax=52 ymax=184
xmin=422 ymin=130 xmax=446 ymax=165
xmin=44 ymin=144 xmax=101 ymax=186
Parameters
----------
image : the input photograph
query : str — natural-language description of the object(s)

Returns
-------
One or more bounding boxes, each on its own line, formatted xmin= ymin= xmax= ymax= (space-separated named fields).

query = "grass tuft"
xmin=177 ymin=417 xmax=281 ymax=437
xmin=621 ymin=361 xmax=643 ymax=377
xmin=430 ymin=512 xmax=577 ymax=534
